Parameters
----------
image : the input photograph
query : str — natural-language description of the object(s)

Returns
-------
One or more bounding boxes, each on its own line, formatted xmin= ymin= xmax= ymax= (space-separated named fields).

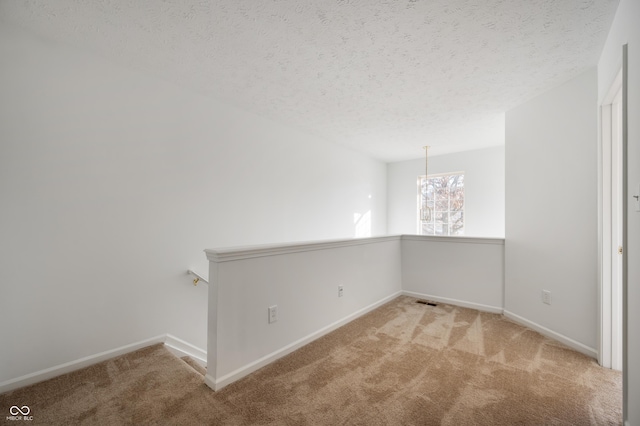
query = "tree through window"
xmin=418 ymin=173 xmax=464 ymax=236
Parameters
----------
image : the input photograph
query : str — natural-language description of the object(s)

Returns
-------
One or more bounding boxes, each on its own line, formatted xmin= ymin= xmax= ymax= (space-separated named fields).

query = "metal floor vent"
xmin=416 ymin=300 xmax=438 ymax=307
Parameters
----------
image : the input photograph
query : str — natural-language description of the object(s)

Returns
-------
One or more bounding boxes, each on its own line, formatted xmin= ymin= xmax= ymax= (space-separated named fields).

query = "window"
xmin=418 ymin=172 xmax=464 ymax=236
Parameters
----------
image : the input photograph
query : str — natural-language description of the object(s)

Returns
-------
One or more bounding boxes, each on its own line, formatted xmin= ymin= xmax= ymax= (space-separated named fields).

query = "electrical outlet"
xmin=338 ymin=285 xmax=344 ymax=297
xmin=268 ymin=305 xmax=277 ymax=324
xmin=542 ymin=290 xmax=552 ymax=305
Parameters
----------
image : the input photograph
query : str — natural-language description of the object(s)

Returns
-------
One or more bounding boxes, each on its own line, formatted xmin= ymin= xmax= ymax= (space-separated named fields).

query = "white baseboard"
xmin=208 ymin=291 xmax=403 ymax=391
xmin=402 ymin=290 xmax=504 ymax=314
xmin=402 ymin=292 xmax=597 ymax=359
xmin=0 ymin=335 xmax=166 ymax=395
xmin=204 ymin=373 xmax=217 ymax=390
xmin=503 ymin=310 xmax=597 ymax=358
xmin=164 ymin=334 xmax=207 ymax=366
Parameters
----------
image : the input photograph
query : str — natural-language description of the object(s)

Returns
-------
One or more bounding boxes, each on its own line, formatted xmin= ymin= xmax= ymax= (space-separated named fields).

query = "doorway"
xmin=599 ymin=70 xmax=623 ymax=371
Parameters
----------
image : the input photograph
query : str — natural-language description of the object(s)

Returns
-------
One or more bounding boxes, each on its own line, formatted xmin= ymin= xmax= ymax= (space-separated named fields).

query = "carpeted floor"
xmin=0 ymin=296 xmax=622 ymax=425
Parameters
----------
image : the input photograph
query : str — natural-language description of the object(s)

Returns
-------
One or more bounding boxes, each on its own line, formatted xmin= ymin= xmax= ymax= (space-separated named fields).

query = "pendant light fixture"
xmin=420 ymin=146 xmax=432 ymax=222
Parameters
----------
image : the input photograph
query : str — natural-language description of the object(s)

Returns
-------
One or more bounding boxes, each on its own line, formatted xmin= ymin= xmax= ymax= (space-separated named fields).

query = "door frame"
xmin=598 ymin=68 xmax=623 ymax=370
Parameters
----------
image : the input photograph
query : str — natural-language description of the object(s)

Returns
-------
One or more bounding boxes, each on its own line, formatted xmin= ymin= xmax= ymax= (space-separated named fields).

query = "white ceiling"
xmin=0 ymin=0 xmax=619 ymax=162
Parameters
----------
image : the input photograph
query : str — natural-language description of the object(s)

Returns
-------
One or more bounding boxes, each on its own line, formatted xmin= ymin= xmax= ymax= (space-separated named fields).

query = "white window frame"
xmin=416 ymin=171 xmax=465 ymax=236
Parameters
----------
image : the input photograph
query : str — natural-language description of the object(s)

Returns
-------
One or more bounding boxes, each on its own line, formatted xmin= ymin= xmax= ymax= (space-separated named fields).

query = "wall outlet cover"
xmin=268 ymin=305 xmax=277 ymax=324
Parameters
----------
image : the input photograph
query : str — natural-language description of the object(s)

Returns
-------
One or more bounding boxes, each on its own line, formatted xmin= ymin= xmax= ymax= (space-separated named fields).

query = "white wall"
xmin=204 ymin=236 xmax=402 ymax=389
xmin=0 ymin=23 xmax=387 ymax=385
xmin=401 ymin=235 xmax=504 ymax=312
xmin=505 ymin=69 xmax=598 ymax=354
xmin=597 ymin=0 xmax=640 ymax=423
xmin=387 ymin=146 xmax=505 ymax=238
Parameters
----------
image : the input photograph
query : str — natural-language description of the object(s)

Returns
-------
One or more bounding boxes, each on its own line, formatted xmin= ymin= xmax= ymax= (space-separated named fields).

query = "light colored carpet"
xmin=0 ymin=296 xmax=622 ymax=425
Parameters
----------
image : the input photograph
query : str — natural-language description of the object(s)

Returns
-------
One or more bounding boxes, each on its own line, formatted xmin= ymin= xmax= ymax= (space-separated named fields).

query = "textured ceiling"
xmin=0 ymin=0 xmax=619 ymax=162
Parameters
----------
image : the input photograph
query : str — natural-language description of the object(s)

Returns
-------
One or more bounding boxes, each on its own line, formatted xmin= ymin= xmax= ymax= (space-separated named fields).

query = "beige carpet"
xmin=0 ymin=296 xmax=622 ymax=425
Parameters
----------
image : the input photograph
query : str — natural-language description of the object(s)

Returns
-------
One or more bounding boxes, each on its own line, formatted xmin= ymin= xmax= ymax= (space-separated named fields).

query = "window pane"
xmin=434 ymin=200 xmax=446 ymax=210
xmin=421 ymin=222 xmax=434 ymax=234
xmin=435 ymin=211 xmax=448 ymax=223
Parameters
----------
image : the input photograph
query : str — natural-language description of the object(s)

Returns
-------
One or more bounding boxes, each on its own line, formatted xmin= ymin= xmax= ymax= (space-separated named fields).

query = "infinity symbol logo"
xmin=9 ymin=405 xmax=30 ymax=415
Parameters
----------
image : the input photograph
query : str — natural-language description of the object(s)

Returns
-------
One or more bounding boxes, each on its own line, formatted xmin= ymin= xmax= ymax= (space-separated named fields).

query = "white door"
xmin=600 ymin=72 xmax=623 ymax=371
xmin=610 ymin=88 xmax=623 ymax=371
